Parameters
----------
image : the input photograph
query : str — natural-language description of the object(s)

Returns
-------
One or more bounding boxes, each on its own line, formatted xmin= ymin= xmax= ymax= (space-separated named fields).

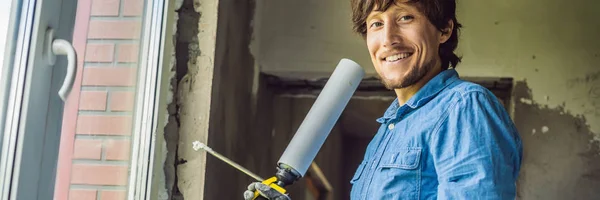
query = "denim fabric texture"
xmin=350 ymin=69 xmax=523 ymax=200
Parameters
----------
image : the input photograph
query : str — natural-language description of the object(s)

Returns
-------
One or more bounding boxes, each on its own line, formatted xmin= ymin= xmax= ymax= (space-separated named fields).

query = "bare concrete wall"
xmin=513 ymin=81 xmax=600 ymax=199
xmin=456 ymin=2 xmax=600 ymax=196
xmin=173 ymin=0 xmax=219 ymax=199
xmin=251 ymin=0 xmax=600 ymax=199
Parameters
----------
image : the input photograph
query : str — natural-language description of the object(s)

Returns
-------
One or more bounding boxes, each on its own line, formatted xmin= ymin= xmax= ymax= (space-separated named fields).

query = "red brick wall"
xmin=57 ymin=0 xmax=144 ymax=199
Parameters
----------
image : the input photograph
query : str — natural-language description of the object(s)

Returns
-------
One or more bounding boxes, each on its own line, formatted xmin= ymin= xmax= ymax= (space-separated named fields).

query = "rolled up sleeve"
xmin=430 ymin=91 xmax=522 ymax=200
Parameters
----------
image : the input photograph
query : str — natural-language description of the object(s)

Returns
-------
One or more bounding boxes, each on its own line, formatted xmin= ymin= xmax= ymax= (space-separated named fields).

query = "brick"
xmin=79 ymin=91 xmax=108 ymax=111
xmin=105 ymin=140 xmax=131 ymax=161
xmin=73 ymin=139 xmax=103 ymax=160
xmin=91 ymin=0 xmax=120 ymax=16
xmin=100 ymin=190 xmax=126 ymax=200
xmin=82 ymin=67 xmax=137 ymax=87
xmin=109 ymin=91 xmax=135 ymax=111
xmin=76 ymin=115 xmax=133 ymax=135
xmin=69 ymin=189 xmax=97 ymax=200
xmin=71 ymin=164 xmax=129 ymax=186
xmin=85 ymin=44 xmax=114 ymax=62
xmin=88 ymin=20 xmax=141 ymax=39
xmin=116 ymin=44 xmax=139 ymax=63
xmin=123 ymin=0 xmax=143 ymax=16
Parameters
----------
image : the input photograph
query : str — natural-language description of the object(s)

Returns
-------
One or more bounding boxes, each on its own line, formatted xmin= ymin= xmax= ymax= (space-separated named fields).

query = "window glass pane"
xmin=0 ymin=0 xmax=21 ymax=169
xmin=0 ymin=0 xmax=20 ymax=67
xmin=53 ymin=0 xmax=150 ymax=199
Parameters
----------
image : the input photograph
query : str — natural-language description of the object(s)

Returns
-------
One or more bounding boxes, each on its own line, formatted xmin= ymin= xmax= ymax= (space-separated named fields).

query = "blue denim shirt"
xmin=350 ymin=69 xmax=522 ymax=200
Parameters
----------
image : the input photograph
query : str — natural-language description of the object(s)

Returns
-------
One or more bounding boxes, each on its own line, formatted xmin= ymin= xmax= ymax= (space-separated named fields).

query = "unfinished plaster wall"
xmin=457 ymin=1 xmax=600 ymax=198
xmin=251 ymin=0 xmax=600 ymax=199
xmin=513 ymin=81 xmax=599 ymax=199
xmin=171 ymin=0 xmax=219 ymax=199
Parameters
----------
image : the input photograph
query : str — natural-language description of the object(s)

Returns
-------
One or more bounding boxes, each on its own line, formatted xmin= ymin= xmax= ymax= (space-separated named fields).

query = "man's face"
xmin=365 ymin=1 xmax=450 ymax=89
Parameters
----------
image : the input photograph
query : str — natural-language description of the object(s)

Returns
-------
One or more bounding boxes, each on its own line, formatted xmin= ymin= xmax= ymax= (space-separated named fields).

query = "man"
xmin=245 ymin=0 xmax=522 ymax=199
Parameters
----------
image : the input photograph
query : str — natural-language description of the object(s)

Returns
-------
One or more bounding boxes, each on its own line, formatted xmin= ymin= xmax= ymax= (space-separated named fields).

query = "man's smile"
xmin=383 ymin=52 xmax=413 ymax=62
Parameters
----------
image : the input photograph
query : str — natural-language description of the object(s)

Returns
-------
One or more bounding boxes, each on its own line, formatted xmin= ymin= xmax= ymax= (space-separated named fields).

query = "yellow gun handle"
xmin=252 ymin=176 xmax=287 ymax=200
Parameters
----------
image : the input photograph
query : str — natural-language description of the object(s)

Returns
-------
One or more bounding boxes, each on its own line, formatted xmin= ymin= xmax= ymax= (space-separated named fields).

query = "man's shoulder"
xmin=443 ymin=79 xmax=496 ymax=100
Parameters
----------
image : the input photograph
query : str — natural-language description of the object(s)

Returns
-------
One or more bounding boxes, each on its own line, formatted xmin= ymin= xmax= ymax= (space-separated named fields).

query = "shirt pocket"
xmin=376 ymin=147 xmax=422 ymax=199
xmin=380 ymin=147 xmax=421 ymax=169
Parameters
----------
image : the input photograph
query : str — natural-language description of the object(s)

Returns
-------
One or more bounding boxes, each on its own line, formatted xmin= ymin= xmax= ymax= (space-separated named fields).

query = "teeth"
xmin=385 ymin=53 xmax=411 ymax=62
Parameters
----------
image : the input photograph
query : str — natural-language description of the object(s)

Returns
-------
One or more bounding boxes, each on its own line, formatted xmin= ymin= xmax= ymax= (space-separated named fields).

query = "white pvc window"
xmin=0 ymin=0 xmax=169 ymax=199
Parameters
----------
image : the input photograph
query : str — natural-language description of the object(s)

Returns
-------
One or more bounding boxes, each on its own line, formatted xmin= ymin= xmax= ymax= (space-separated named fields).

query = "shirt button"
xmin=388 ymin=123 xmax=395 ymax=130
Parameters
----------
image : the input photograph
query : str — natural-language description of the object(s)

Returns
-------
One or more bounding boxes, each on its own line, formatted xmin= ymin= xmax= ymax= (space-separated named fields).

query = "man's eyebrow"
xmin=390 ymin=6 xmax=410 ymax=13
xmin=366 ymin=6 xmax=411 ymax=22
xmin=366 ymin=11 xmax=382 ymax=22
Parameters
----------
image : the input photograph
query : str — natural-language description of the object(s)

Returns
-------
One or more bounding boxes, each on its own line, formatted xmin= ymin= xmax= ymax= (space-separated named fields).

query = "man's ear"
xmin=440 ymin=20 xmax=454 ymax=44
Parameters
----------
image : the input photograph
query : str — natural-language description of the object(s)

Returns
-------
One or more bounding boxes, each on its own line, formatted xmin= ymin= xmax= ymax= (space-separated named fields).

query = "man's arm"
xmin=430 ymin=90 xmax=522 ymax=199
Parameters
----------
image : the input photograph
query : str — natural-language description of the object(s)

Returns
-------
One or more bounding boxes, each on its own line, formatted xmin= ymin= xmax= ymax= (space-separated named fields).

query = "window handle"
xmin=45 ymin=28 xmax=77 ymax=101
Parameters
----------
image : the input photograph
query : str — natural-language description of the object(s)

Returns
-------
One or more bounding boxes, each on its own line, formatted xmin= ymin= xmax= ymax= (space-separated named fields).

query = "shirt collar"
xmin=376 ymin=69 xmax=460 ymax=123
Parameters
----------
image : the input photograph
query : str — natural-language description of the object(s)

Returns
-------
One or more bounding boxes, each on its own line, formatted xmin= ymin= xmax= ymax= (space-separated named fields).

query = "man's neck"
xmin=394 ymin=65 xmax=443 ymax=106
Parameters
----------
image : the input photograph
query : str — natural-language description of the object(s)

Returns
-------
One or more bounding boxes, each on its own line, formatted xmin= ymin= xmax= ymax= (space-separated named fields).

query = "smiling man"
xmin=348 ymin=0 xmax=522 ymax=199
xmin=245 ymin=0 xmax=523 ymax=199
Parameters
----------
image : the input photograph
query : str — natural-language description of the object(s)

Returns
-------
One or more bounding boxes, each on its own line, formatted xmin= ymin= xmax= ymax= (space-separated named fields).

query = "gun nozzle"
xmin=192 ymin=141 xmax=208 ymax=151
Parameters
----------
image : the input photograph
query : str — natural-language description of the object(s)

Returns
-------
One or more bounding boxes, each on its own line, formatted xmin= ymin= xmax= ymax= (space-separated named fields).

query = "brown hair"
xmin=351 ymin=0 xmax=462 ymax=70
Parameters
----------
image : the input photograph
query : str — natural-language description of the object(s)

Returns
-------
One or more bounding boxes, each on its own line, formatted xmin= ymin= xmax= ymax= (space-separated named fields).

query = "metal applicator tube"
xmin=277 ymin=58 xmax=365 ymax=179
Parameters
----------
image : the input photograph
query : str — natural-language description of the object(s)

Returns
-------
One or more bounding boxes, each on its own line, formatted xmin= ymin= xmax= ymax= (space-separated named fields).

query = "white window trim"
xmin=127 ymin=0 xmax=170 ymax=199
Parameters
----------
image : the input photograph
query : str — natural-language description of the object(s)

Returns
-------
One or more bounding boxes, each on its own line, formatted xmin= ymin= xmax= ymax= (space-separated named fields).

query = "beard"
xmin=380 ymin=60 xmax=435 ymax=90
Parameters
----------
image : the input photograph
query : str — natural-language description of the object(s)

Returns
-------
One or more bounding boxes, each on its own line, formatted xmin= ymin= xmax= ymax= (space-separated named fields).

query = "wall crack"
xmin=163 ymin=0 xmax=200 ymax=199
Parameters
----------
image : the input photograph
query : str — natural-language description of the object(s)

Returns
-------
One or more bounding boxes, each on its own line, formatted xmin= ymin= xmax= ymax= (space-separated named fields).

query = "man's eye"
xmin=370 ymin=22 xmax=383 ymax=28
xmin=400 ymin=15 xmax=414 ymax=21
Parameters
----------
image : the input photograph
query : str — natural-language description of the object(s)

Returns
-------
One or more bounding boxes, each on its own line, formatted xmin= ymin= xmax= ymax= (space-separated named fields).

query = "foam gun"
xmin=195 ymin=58 xmax=365 ymax=199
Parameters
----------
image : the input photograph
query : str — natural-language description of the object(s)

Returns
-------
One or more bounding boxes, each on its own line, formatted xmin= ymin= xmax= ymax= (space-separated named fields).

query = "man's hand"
xmin=243 ymin=182 xmax=291 ymax=200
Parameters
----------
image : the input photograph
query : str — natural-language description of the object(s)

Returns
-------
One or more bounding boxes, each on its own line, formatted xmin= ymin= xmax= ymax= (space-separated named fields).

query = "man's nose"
xmin=383 ymin=23 xmax=402 ymax=48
